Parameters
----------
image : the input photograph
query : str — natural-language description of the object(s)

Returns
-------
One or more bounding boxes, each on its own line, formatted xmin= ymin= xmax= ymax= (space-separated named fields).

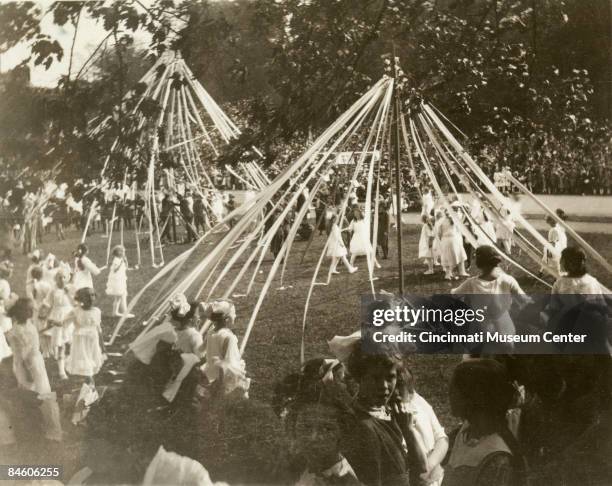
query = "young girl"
xmin=541 ymin=210 xmax=568 ymax=276
xmin=42 ymin=253 xmax=59 ymax=285
xmin=42 ymin=270 xmax=74 ymax=378
xmin=418 ymin=214 xmax=436 ymax=275
xmin=25 ymin=249 xmax=42 ymax=292
xmin=443 ymin=359 xmax=525 ymax=486
xmin=7 ymin=297 xmax=52 ymax=395
xmin=201 ymin=299 xmax=250 ymax=399
xmin=495 ymin=207 xmax=515 ymax=254
xmin=348 ymin=208 xmax=381 ymax=269
xmin=0 ymin=261 xmax=15 ymax=362
xmin=64 ymin=287 xmax=105 ymax=385
xmin=437 ymin=211 xmax=468 ymax=280
xmin=396 ymin=367 xmax=448 ymax=486
xmin=105 ymin=245 xmax=134 ymax=318
xmin=26 ymin=266 xmax=52 ymax=351
xmin=452 ymin=246 xmax=529 ymax=351
xmin=72 ymin=243 xmax=103 ymax=292
xmin=326 ymin=214 xmax=358 ymax=275
xmin=169 ymin=294 xmax=204 ymax=356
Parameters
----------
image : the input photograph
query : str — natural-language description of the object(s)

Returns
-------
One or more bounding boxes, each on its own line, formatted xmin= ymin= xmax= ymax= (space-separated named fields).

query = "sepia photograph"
xmin=0 ymin=1 xmax=611 ymax=485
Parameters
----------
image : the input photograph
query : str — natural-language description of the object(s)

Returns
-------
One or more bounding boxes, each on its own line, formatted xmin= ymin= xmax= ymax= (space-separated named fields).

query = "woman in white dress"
xmin=326 ymin=214 xmax=358 ymax=274
xmin=72 ymin=243 xmax=103 ymax=293
xmin=452 ymin=246 xmax=530 ymax=348
xmin=432 ymin=210 xmax=444 ymax=266
xmin=421 ymin=187 xmax=434 ymax=217
xmin=418 ymin=215 xmax=436 ymax=275
xmin=348 ymin=208 xmax=381 ymax=269
xmin=106 ymin=245 xmax=134 ymax=318
xmin=437 ymin=212 xmax=468 ymax=280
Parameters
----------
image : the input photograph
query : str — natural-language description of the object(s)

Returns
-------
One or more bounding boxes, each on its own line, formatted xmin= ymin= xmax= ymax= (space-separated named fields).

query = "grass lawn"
xmin=2 ymin=216 xmax=611 ymax=482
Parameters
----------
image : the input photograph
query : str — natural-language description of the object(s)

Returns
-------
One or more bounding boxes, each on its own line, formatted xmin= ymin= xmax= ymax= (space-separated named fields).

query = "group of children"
xmin=0 ymin=242 xmax=136 ymax=398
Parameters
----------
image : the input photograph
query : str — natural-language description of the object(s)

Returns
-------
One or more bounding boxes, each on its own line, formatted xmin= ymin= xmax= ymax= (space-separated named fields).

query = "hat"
xmin=29 ymin=249 xmax=42 ymax=261
xmin=209 ymin=299 xmax=236 ymax=322
xmin=170 ymin=293 xmax=191 ymax=318
xmin=328 ymin=331 xmax=361 ymax=364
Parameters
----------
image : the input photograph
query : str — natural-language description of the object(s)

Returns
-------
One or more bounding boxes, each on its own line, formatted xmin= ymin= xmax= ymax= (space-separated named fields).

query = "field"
xmin=1 ymin=217 xmax=611 ymax=483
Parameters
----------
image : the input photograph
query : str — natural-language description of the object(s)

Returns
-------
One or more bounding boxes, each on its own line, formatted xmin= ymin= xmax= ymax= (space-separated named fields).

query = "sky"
xmin=0 ymin=0 xmax=153 ymax=87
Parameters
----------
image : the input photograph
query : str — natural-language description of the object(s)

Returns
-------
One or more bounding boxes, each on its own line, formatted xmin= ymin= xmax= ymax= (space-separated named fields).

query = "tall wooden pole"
xmin=392 ymin=87 xmax=404 ymax=294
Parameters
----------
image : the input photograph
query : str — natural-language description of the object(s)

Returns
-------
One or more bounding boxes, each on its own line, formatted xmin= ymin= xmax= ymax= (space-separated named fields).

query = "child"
xmin=396 ymin=367 xmax=448 ymax=486
xmin=25 ymin=249 xmax=42 ymax=291
xmin=42 ymin=253 xmax=59 ymax=285
xmin=42 ymin=270 xmax=74 ymax=377
xmin=201 ymin=299 xmax=250 ymax=399
xmin=418 ymin=214 xmax=436 ymax=275
xmin=443 ymin=359 xmax=525 ymax=486
xmin=541 ymin=210 xmax=568 ymax=276
xmin=7 ymin=297 xmax=52 ymax=395
xmin=106 ymin=245 xmax=134 ymax=318
xmin=348 ymin=208 xmax=381 ymax=269
xmin=437 ymin=211 xmax=468 ymax=280
xmin=0 ymin=261 xmax=15 ymax=362
xmin=495 ymin=207 xmax=515 ymax=254
xmin=73 ymin=243 xmax=103 ymax=292
xmin=169 ymin=293 xmax=204 ymax=356
xmin=326 ymin=214 xmax=357 ymax=275
xmin=26 ymin=266 xmax=52 ymax=350
xmin=64 ymin=287 xmax=105 ymax=385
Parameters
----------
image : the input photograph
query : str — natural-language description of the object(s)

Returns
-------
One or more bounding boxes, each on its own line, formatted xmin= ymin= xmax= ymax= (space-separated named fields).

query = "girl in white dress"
xmin=437 ymin=212 xmax=468 ymax=280
xmin=421 ymin=187 xmax=435 ymax=217
xmin=65 ymin=287 xmax=104 ymax=384
xmin=495 ymin=207 xmax=515 ymax=254
xmin=348 ymin=209 xmax=381 ymax=269
xmin=452 ymin=246 xmax=530 ymax=350
xmin=105 ymin=245 xmax=134 ymax=318
xmin=418 ymin=215 xmax=436 ymax=275
xmin=7 ymin=297 xmax=51 ymax=395
xmin=326 ymin=214 xmax=357 ymax=275
xmin=549 ymin=247 xmax=610 ymax=310
xmin=72 ymin=243 xmax=103 ymax=292
xmin=42 ymin=253 xmax=59 ymax=285
xmin=201 ymin=299 xmax=250 ymax=399
xmin=25 ymin=249 xmax=42 ymax=292
xmin=42 ymin=270 xmax=74 ymax=377
xmin=0 ymin=262 xmax=15 ymax=362
xmin=541 ymin=210 xmax=568 ymax=275
xmin=26 ymin=267 xmax=52 ymax=355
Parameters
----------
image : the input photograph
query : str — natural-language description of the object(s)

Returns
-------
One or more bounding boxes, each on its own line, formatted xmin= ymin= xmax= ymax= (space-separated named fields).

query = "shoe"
xmin=453 ymin=275 xmax=460 ymax=280
xmin=122 ymin=313 xmax=135 ymax=319
xmin=59 ymin=373 xmax=68 ymax=380
xmin=375 ymin=262 xmax=382 ymax=269
xmin=424 ymin=270 xmax=434 ymax=275
xmin=349 ymin=266 xmax=358 ymax=274
xmin=444 ymin=275 xmax=452 ymax=280
xmin=458 ymin=273 xmax=470 ymax=277
xmin=331 ymin=270 xmax=340 ymax=275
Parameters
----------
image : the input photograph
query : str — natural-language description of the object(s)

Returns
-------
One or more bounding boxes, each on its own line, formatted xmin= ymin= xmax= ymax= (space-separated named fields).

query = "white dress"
xmin=29 ymin=279 xmax=52 ymax=332
xmin=201 ymin=327 xmax=250 ymax=397
xmin=105 ymin=257 xmax=127 ymax=297
xmin=0 ymin=279 xmax=13 ymax=361
xmin=8 ymin=321 xmax=52 ymax=395
xmin=550 ymin=274 xmax=609 ymax=312
xmin=438 ymin=219 xmax=467 ymax=267
xmin=65 ymin=307 xmax=104 ymax=377
xmin=418 ymin=223 xmax=435 ymax=259
xmin=73 ymin=256 xmax=101 ymax=291
xmin=326 ymin=223 xmax=347 ymax=258
xmin=542 ymin=225 xmax=567 ymax=272
xmin=452 ymin=272 xmax=526 ymax=335
xmin=349 ymin=219 xmax=373 ymax=257
xmin=43 ymin=287 xmax=74 ymax=348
